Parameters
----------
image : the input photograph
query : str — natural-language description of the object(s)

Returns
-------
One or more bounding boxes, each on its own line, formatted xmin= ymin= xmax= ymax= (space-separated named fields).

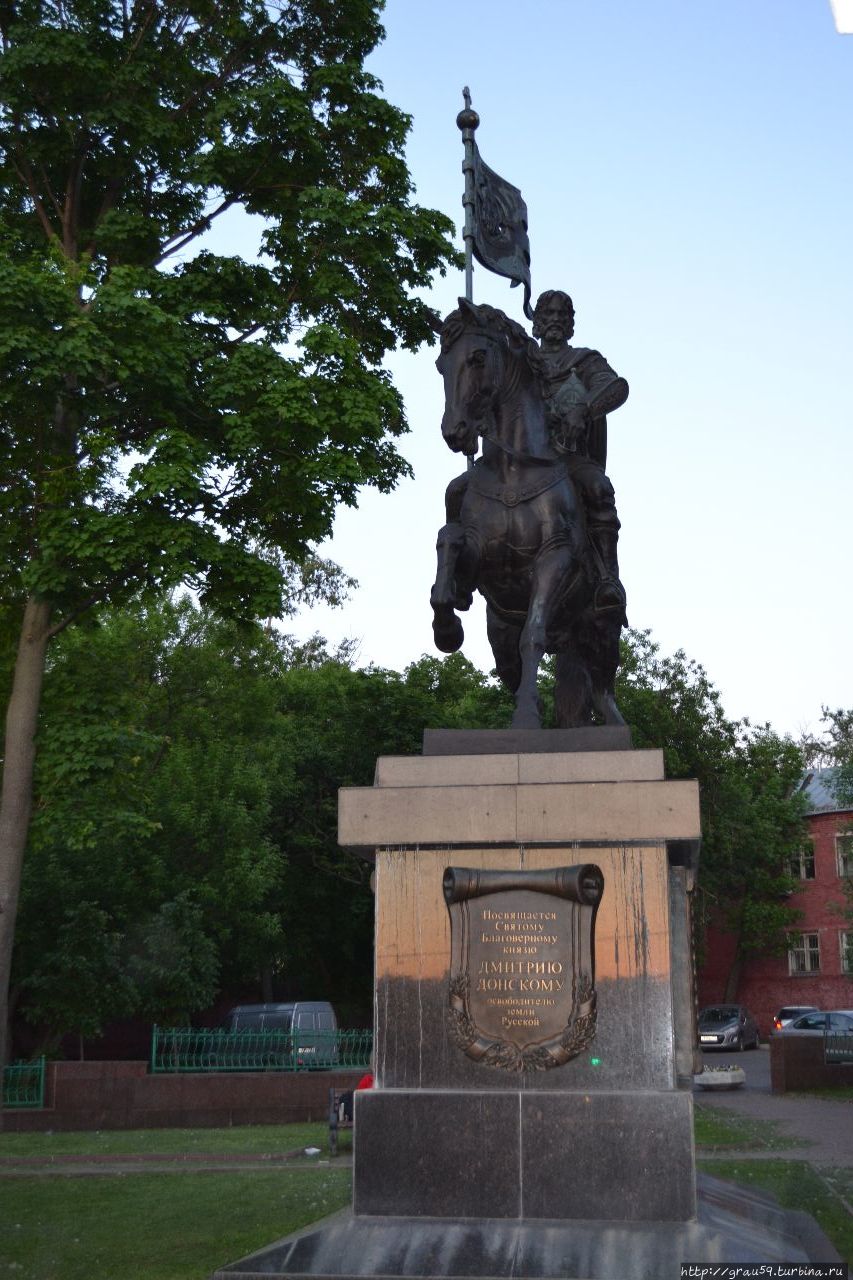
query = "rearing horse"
xmin=430 ymin=299 xmax=624 ymax=729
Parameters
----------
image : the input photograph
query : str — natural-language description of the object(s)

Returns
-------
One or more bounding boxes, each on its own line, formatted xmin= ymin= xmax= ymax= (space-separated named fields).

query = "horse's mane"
xmin=440 ymin=302 xmax=532 ymax=357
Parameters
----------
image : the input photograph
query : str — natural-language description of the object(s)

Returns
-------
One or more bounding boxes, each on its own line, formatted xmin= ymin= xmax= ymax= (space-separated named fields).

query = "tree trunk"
xmin=260 ymin=966 xmax=274 ymax=1003
xmin=0 ymin=597 xmax=51 ymax=1074
xmin=722 ymin=948 xmax=744 ymax=1003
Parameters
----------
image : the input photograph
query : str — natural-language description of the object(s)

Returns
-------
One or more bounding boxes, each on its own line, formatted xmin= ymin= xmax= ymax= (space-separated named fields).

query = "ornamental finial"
xmin=456 ymin=85 xmax=479 ymax=132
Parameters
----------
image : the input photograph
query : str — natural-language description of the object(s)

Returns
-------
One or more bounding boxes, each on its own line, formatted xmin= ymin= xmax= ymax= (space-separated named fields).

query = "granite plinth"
xmin=339 ymin=778 xmax=700 ymax=848
xmin=374 ymin=748 xmax=665 ymax=788
xmin=371 ymin=841 xmax=677 ymax=1093
xmin=353 ymin=1088 xmax=696 ymax=1221
xmin=211 ymin=1174 xmax=842 ymax=1278
xmin=423 ymin=727 xmax=633 ymax=755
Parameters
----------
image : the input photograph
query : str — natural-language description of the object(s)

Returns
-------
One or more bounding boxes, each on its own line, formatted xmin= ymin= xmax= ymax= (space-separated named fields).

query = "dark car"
xmin=697 ymin=1003 xmax=760 ymax=1051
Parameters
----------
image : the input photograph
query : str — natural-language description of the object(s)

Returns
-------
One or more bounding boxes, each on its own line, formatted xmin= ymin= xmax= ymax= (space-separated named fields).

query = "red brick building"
xmin=698 ymin=769 xmax=853 ymax=1037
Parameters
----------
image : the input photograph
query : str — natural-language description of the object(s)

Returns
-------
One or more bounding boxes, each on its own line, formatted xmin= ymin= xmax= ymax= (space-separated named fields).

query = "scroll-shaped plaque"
xmin=443 ymin=864 xmax=604 ymax=1073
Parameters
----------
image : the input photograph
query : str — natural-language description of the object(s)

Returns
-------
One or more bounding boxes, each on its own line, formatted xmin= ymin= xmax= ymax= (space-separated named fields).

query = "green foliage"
xmin=11 ymin=602 xmax=507 ymax=1043
xmin=264 ymin=646 xmax=509 ymax=1020
xmin=11 ymin=608 xmax=809 ymax=1039
xmin=804 ymin=707 xmax=853 ymax=808
xmin=615 ymin=631 xmax=807 ymax=973
xmin=0 ymin=0 xmax=457 ymax=1062
xmin=14 ymin=598 xmax=289 ymax=1040
xmin=0 ymin=0 xmax=457 ymax=625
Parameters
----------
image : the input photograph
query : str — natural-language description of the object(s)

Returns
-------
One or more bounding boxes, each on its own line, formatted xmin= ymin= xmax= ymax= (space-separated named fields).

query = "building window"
xmin=788 ymin=932 xmax=821 ymax=974
xmin=841 ymin=931 xmax=853 ymax=976
xmin=787 ymin=844 xmax=816 ymax=880
xmin=836 ymin=833 xmax=853 ymax=878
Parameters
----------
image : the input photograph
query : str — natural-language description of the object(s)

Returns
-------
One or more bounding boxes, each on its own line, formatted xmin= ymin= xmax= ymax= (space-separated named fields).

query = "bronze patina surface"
xmin=443 ymin=864 xmax=602 ymax=1071
xmin=430 ymin=294 xmax=628 ymax=730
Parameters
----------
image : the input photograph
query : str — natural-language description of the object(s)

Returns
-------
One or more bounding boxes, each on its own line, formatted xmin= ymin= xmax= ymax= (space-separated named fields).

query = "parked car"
xmin=771 ymin=1005 xmax=819 ymax=1033
xmin=222 ymin=1002 xmax=339 ymax=1068
xmin=778 ymin=1009 xmax=853 ymax=1035
xmin=697 ymin=1003 xmax=760 ymax=1051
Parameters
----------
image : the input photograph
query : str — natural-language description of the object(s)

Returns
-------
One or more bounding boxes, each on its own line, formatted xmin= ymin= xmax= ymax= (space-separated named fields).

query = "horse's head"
xmin=436 ymin=299 xmax=529 ymax=456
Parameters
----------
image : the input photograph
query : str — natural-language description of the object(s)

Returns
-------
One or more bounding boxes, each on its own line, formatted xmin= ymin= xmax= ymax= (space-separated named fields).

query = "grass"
xmin=693 ymin=1103 xmax=804 ymax=1150
xmin=793 ymin=1085 xmax=853 ymax=1102
xmin=698 ymin=1159 xmax=853 ymax=1265
xmin=1 ymin=1120 xmax=850 ymax=1276
xmin=0 ymin=1168 xmax=352 ymax=1280
xmin=0 ymin=1110 xmax=801 ymax=1163
xmin=0 ymin=1121 xmax=349 ymax=1159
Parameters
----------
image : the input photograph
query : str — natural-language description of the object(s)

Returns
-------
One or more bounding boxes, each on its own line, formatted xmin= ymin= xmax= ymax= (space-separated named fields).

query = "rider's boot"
xmin=589 ymin=525 xmax=627 ymax=614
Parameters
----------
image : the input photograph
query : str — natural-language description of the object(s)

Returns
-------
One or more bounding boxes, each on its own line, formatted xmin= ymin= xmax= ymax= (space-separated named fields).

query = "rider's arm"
xmin=577 ymin=351 xmax=629 ymax=418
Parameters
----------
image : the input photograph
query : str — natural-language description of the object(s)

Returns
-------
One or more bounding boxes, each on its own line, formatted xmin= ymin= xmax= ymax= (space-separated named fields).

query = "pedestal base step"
xmin=212 ymin=1174 xmax=841 ymax=1279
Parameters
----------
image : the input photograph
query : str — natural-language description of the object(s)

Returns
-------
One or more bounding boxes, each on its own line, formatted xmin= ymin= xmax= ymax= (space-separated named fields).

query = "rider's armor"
xmin=533 ymin=345 xmax=628 ymax=615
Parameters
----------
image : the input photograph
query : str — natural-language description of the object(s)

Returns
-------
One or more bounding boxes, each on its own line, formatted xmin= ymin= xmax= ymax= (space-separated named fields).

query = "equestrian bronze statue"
xmin=430 ymin=290 xmax=629 ymax=729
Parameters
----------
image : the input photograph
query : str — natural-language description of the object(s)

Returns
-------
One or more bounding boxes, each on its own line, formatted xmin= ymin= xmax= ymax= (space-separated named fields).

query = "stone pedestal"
xmin=341 ymin=737 xmax=700 ymax=1224
xmin=213 ymin=731 xmax=841 ymax=1278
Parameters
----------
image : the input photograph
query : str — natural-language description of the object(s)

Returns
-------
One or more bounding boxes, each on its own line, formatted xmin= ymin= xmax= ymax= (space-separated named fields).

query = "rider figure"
xmin=530 ymin=290 xmax=628 ymax=615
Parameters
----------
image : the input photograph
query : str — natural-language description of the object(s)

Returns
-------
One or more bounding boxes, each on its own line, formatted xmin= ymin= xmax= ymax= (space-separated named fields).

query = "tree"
xmin=614 ymin=630 xmax=807 ymax=999
xmin=0 ymin=1 xmax=457 ymax=1063
xmin=10 ymin=610 xmax=508 ymax=1046
xmin=13 ymin=598 xmax=292 ymax=1048
xmin=260 ymin=647 xmax=510 ymax=1021
xmin=802 ymin=707 xmax=853 ymax=806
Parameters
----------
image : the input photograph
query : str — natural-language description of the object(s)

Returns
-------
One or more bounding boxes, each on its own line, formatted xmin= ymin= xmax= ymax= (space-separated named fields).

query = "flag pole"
xmin=457 ymin=87 xmax=479 ymax=304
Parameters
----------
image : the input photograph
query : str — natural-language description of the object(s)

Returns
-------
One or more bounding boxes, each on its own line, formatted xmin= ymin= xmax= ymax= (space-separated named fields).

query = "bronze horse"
xmin=430 ymin=299 xmax=624 ymax=729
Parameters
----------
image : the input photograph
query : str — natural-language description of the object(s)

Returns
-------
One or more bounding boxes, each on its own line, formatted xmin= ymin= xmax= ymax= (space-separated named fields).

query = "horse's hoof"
xmin=593 ymin=578 xmax=626 ymax=613
xmin=433 ymin=614 xmax=464 ymax=653
xmin=511 ymin=706 xmax=541 ymax=730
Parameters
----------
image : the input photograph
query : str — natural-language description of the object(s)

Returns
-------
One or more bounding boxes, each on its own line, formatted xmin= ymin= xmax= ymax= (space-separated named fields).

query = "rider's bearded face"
xmin=534 ymin=299 xmax=573 ymax=343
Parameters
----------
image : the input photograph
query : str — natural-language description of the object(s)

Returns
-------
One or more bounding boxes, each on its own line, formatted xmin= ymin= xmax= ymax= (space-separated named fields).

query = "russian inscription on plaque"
xmin=443 ymin=864 xmax=604 ymax=1072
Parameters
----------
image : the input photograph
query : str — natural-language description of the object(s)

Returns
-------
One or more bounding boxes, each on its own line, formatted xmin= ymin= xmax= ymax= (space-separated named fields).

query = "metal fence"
xmin=825 ymin=1030 xmax=853 ymax=1064
xmin=150 ymin=1026 xmax=373 ymax=1074
xmin=2 ymin=1058 xmax=46 ymax=1108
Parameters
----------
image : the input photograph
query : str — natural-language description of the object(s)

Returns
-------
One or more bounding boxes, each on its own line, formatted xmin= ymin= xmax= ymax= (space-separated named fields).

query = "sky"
xmin=283 ymin=0 xmax=853 ymax=740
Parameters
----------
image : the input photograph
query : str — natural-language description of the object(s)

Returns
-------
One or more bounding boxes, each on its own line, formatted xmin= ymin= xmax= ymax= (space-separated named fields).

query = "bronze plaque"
xmin=443 ymin=864 xmax=604 ymax=1072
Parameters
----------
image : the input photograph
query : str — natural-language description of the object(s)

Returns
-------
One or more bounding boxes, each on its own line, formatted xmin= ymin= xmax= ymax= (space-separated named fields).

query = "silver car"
xmin=697 ymin=1003 xmax=760 ymax=1051
xmin=779 ymin=1009 xmax=853 ymax=1034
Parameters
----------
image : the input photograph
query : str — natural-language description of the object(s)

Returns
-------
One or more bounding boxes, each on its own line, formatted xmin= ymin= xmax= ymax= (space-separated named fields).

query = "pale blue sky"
xmin=284 ymin=0 xmax=853 ymax=738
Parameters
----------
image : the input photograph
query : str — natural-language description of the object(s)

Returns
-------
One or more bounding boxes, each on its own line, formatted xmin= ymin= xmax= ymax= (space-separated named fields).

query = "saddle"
xmin=469 ymin=457 xmax=569 ymax=508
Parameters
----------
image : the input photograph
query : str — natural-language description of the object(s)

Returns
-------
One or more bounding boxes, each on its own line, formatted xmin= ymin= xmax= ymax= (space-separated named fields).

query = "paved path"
xmin=0 ymin=1148 xmax=353 ymax=1178
xmin=695 ymin=1046 xmax=853 ymax=1169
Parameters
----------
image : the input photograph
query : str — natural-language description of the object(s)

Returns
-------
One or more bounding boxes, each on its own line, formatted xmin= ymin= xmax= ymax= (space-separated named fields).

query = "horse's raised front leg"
xmin=430 ymin=523 xmax=477 ymax=654
xmin=512 ymin=543 xmax=574 ymax=729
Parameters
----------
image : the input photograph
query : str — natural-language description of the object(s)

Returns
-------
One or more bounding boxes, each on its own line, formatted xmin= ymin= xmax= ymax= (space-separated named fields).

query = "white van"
xmin=222 ymin=1002 xmax=338 ymax=1068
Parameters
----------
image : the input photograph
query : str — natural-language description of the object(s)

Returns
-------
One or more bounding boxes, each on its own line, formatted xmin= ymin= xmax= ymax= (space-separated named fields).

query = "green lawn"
xmin=693 ymin=1103 xmax=804 ymax=1150
xmin=0 ymin=1168 xmax=352 ymax=1280
xmin=698 ymin=1160 xmax=853 ymax=1266
xmin=795 ymin=1085 xmax=853 ymax=1102
xmin=0 ymin=1121 xmax=342 ymax=1159
xmin=3 ymin=1111 xmax=783 ymax=1159
xmin=1 ymin=1120 xmax=850 ymax=1277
